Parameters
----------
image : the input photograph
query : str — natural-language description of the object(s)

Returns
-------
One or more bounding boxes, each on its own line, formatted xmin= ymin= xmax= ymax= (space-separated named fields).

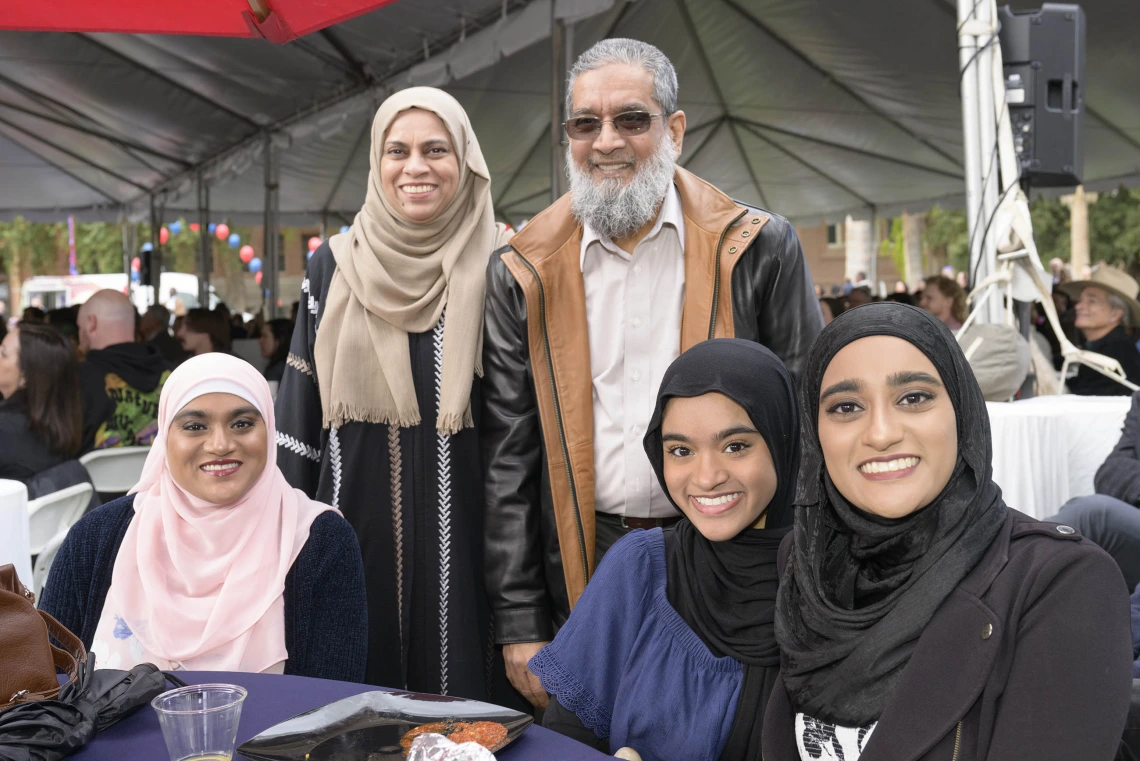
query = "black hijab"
xmin=642 ymin=339 xmax=799 ymax=761
xmin=774 ymin=303 xmax=1008 ymax=727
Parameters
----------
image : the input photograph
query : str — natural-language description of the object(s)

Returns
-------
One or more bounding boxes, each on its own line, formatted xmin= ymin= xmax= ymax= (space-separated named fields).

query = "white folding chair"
xmin=80 ymin=447 xmax=150 ymax=494
xmin=27 ymin=482 xmax=93 ymax=556
xmin=32 ymin=527 xmax=69 ymax=602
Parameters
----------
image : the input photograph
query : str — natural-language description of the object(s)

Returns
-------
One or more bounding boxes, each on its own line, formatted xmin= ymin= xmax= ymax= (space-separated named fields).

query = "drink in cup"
xmin=152 ymin=684 xmax=248 ymax=761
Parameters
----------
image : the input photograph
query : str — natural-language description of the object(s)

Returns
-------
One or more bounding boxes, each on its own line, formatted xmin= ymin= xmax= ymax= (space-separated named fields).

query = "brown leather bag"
xmin=0 ymin=564 xmax=86 ymax=712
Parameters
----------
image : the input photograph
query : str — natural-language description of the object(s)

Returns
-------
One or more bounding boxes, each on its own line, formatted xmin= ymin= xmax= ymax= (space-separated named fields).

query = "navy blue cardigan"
xmin=39 ymin=495 xmax=368 ymax=682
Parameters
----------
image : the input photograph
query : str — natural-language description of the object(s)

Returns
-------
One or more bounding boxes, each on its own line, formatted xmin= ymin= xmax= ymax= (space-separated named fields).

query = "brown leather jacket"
xmin=482 ymin=167 xmax=823 ymax=644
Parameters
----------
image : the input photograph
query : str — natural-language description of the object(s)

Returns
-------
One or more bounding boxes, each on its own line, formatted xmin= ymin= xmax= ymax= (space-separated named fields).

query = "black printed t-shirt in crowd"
xmin=79 ymin=342 xmax=171 ymax=453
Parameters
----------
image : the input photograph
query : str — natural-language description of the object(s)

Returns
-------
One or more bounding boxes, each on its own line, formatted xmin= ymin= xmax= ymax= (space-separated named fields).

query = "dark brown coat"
xmin=763 ymin=509 xmax=1133 ymax=761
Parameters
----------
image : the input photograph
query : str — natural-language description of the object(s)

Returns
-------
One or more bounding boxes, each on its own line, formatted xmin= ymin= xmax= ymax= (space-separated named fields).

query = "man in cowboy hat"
xmin=1059 ymin=265 xmax=1140 ymax=396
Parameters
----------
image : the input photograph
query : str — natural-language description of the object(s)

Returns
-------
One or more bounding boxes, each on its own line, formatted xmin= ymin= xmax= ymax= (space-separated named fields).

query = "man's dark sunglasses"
xmin=562 ymin=111 xmax=665 ymax=141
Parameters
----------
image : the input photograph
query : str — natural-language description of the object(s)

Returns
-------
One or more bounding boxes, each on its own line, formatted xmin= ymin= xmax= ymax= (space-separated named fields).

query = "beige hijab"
xmin=315 ymin=87 xmax=509 ymax=434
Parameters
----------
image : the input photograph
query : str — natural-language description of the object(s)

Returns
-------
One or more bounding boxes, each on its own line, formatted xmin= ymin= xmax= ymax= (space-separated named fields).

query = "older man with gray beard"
xmin=481 ymin=39 xmax=823 ymax=709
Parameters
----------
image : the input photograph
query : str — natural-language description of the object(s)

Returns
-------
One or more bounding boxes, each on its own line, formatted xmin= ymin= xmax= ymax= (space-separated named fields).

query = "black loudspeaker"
xmin=139 ymin=246 xmax=155 ymax=288
xmin=998 ymin=4 xmax=1086 ymax=187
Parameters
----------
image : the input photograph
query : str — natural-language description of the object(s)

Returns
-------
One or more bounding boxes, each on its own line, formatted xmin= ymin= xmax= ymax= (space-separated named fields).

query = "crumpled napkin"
xmin=407 ymin=732 xmax=497 ymax=761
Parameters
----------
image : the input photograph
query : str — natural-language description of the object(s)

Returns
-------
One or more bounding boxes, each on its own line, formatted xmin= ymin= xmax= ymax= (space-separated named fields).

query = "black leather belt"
xmin=596 ymin=512 xmax=683 ymax=530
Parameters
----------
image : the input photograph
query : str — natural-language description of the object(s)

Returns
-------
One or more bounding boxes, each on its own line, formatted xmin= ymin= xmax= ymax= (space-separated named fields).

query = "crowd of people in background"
xmin=817 ymin=258 xmax=1140 ymax=400
xmin=0 ymin=293 xmax=294 ymax=481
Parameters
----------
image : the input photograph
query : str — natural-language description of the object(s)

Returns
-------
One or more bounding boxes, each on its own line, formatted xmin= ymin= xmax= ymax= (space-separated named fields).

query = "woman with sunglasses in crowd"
xmin=763 ymin=303 xmax=1131 ymax=760
xmin=274 ymin=87 xmax=511 ymax=697
xmin=531 ymin=339 xmax=800 ymax=761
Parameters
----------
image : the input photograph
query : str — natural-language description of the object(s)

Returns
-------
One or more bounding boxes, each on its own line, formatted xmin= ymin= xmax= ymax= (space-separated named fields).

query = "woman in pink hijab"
xmin=40 ymin=353 xmax=367 ymax=680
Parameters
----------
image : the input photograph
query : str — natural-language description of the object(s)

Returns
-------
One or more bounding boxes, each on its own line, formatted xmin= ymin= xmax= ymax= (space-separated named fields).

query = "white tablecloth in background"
xmin=987 ymin=395 xmax=1132 ymax=519
xmin=0 ymin=479 xmax=32 ymax=587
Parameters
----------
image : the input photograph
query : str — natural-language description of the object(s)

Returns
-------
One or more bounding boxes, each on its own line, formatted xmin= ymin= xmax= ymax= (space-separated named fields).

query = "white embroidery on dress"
xmin=276 ymin=431 xmax=320 ymax=462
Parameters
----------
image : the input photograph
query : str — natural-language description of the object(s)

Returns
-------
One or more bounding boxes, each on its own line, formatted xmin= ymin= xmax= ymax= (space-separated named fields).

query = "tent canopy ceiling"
xmin=1 ymin=0 xmax=1138 ymax=227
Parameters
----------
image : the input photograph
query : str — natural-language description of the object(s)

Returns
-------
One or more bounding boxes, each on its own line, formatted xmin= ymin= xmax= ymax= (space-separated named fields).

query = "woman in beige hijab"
xmin=275 ymin=87 xmax=510 ymax=696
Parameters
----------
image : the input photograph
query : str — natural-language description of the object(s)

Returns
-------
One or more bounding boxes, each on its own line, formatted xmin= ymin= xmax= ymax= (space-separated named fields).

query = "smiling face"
xmin=165 ymin=392 xmax=268 ymax=505
xmin=817 ymin=336 xmax=958 ymax=519
xmin=1074 ymin=286 xmax=1124 ymax=340
xmin=567 ymin=63 xmax=684 ymax=189
xmin=379 ymin=108 xmax=461 ymax=224
xmin=660 ymin=392 xmax=778 ymax=541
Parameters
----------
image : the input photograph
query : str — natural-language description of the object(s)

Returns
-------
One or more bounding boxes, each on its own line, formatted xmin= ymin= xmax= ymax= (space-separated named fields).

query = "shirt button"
xmin=632 ymin=317 xmax=642 ymax=328
xmin=633 ymin=265 xmax=642 ymax=274
xmin=631 ymin=370 xmax=642 ymax=382
xmin=632 ymin=425 xmax=641 ymax=436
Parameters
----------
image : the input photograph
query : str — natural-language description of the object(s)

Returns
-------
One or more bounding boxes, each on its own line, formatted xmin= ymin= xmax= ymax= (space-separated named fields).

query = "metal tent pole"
xmin=263 ymin=132 xmax=281 ymax=319
xmin=148 ymin=196 xmax=160 ymax=307
xmin=958 ymin=0 xmax=986 ymax=315
xmin=120 ymin=213 xmax=132 ymax=278
xmin=975 ymin=0 xmax=1002 ymax=322
xmin=197 ymin=173 xmax=211 ymax=309
xmin=869 ymin=207 xmax=879 ymax=294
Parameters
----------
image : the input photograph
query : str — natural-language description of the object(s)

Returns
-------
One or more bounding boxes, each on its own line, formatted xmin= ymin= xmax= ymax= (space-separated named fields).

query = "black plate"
xmin=236 ymin=691 xmax=532 ymax=760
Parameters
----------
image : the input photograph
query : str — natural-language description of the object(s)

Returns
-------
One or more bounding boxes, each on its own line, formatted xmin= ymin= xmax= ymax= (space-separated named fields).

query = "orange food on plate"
xmin=448 ymin=721 xmax=509 ymax=750
xmin=400 ymin=720 xmax=509 ymax=755
xmin=400 ymin=722 xmax=451 ymax=754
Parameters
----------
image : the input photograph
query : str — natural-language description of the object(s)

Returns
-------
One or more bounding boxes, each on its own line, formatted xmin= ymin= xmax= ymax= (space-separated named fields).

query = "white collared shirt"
xmin=581 ymin=184 xmax=685 ymax=518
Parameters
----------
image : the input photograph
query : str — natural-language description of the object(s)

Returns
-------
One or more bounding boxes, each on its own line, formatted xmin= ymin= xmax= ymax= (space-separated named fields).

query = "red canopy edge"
xmin=1 ymin=0 xmax=402 ymax=42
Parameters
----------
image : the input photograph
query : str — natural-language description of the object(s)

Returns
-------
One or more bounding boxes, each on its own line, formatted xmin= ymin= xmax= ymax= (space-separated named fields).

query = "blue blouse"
xmin=529 ymin=529 xmax=744 ymax=761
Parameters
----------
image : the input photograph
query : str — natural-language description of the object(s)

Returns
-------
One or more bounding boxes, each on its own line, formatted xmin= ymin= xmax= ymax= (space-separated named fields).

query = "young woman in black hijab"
xmin=764 ymin=302 xmax=1132 ymax=761
xmin=530 ymin=339 xmax=799 ymax=761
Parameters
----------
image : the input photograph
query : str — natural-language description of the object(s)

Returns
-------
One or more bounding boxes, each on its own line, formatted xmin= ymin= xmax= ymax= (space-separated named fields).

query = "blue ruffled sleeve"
xmin=529 ymin=530 xmax=657 ymax=739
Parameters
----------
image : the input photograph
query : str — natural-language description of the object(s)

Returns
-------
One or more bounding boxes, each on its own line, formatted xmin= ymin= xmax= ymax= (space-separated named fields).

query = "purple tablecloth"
xmin=67 ymin=671 xmax=611 ymax=761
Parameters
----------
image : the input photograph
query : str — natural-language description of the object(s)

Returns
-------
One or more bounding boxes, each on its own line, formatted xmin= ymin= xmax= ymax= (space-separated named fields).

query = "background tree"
xmin=923 ymin=205 xmax=968 ymax=273
xmin=1028 ymin=195 xmax=1070 ymax=263
xmin=1088 ymin=185 xmax=1140 ymax=266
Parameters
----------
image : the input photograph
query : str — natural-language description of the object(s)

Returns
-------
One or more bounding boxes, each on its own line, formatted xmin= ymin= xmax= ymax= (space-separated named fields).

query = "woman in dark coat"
xmin=532 ymin=339 xmax=800 ymax=760
xmin=764 ymin=302 xmax=1132 ymax=761
xmin=274 ymin=87 xmax=510 ymax=695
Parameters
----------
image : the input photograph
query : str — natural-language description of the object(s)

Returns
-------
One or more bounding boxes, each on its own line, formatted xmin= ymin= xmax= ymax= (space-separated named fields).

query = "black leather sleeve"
xmin=731 ymin=211 xmax=824 ymax=385
xmin=481 ymin=249 xmax=555 ymax=644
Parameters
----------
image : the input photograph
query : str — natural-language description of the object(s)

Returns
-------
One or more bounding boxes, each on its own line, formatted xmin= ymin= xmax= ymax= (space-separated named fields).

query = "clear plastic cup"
xmin=151 ymin=683 xmax=248 ymax=761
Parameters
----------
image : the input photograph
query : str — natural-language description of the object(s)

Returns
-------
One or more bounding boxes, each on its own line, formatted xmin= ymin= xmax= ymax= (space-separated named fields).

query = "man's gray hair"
xmin=1107 ymin=291 xmax=1131 ymax=329
xmin=566 ymin=39 xmax=678 ymax=116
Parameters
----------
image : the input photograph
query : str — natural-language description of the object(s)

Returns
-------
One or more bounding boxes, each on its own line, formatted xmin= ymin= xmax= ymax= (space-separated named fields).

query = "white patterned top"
xmin=91 ymin=603 xmax=285 ymax=674
xmin=795 ymin=713 xmax=877 ymax=761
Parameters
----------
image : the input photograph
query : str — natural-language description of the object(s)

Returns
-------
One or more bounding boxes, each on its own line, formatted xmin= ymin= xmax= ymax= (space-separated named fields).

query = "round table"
xmin=69 ymin=672 xmax=611 ymax=761
xmin=987 ymin=395 xmax=1132 ymax=518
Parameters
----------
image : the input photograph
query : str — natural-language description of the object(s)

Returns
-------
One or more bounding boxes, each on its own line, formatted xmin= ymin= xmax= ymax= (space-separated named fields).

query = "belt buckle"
xmin=620 ymin=516 xmax=633 ymax=530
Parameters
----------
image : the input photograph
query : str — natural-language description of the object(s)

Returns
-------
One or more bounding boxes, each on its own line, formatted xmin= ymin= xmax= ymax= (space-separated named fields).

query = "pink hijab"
xmin=108 ymin=353 xmax=334 ymax=672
